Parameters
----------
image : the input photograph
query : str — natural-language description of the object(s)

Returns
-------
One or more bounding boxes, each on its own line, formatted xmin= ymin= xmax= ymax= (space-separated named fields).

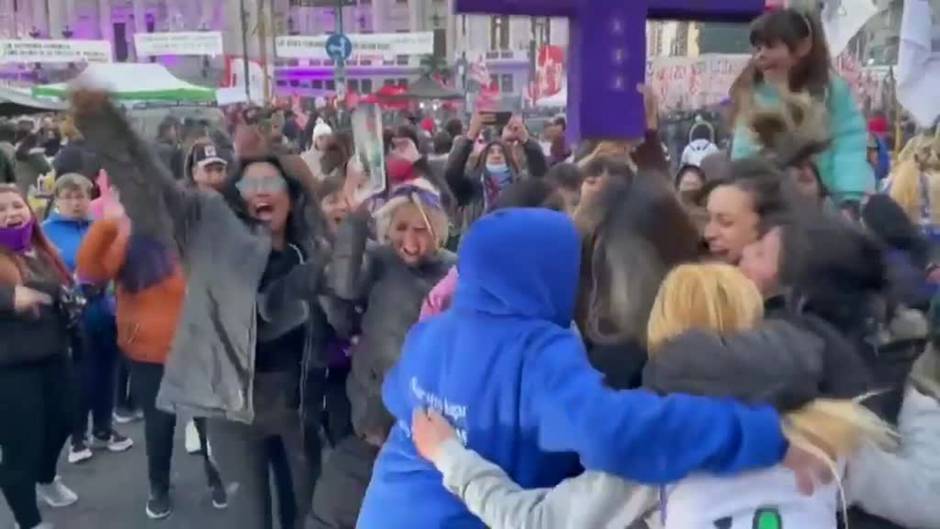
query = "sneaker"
xmin=210 ymin=481 xmax=228 ymax=510
xmin=91 ymin=430 xmax=134 ymax=452
xmin=145 ymin=490 xmax=173 ymax=520
xmin=36 ymin=476 xmax=78 ymax=508
xmin=113 ymin=407 xmax=143 ymax=424
xmin=67 ymin=440 xmax=93 ymax=464
xmin=14 ymin=523 xmax=54 ymax=529
xmin=185 ymin=420 xmax=201 ymax=454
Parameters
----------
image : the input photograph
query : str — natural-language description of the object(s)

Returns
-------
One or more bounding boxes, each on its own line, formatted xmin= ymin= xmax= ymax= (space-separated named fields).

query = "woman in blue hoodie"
xmin=357 ymin=208 xmax=818 ymax=529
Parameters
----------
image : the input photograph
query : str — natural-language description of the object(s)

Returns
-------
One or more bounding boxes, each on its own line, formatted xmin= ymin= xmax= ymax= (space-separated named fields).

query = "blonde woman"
xmin=643 ymin=263 xmax=891 ymax=529
xmin=407 ymin=262 xmax=886 ymax=529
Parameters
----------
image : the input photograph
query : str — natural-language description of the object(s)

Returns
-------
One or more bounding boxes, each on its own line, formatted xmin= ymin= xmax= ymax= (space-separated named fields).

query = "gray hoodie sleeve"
xmin=435 ymin=439 xmax=658 ymax=529
xmin=846 ymin=387 xmax=940 ymax=529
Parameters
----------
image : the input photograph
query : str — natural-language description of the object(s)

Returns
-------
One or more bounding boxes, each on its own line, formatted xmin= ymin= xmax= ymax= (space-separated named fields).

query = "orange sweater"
xmin=76 ymin=219 xmax=185 ymax=365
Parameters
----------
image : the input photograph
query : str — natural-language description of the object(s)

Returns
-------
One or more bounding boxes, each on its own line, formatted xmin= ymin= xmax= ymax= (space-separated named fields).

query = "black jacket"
xmin=643 ymin=320 xmax=827 ymax=410
xmin=328 ymin=212 xmax=455 ymax=441
xmin=0 ymin=255 xmax=70 ymax=368
xmin=444 ymin=136 xmax=548 ymax=233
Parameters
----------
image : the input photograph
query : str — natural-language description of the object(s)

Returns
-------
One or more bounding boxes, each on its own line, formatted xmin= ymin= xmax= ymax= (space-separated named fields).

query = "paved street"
xmin=1 ymin=420 xmax=234 ymax=529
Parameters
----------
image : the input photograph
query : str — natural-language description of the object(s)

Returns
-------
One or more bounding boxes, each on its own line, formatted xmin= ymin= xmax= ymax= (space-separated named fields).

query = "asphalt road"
xmin=0 ymin=420 xmax=237 ymax=529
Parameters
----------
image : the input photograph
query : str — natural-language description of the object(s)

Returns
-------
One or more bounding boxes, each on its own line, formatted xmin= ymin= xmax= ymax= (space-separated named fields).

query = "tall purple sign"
xmin=455 ymin=0 xmax=766 ymax=139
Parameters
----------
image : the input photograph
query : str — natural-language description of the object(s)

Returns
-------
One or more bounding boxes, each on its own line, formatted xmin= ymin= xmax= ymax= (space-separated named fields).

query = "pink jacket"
xmin=419 ymin=265 xmax=458 ymax=321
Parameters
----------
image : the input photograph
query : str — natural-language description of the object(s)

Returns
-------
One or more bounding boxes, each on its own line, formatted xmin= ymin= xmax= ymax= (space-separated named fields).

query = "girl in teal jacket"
xmin=731 ymin=9 xmax=874 ymax=202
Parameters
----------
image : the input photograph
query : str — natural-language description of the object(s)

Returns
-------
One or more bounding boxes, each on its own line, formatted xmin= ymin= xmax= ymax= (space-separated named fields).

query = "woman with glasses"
xmin=72 ymin=92 xmax=331 ymax=529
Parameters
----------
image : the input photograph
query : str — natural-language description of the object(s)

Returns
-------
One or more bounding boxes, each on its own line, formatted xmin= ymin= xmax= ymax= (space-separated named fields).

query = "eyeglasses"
xmin=236 ymin=176 xmax=287 ymax=195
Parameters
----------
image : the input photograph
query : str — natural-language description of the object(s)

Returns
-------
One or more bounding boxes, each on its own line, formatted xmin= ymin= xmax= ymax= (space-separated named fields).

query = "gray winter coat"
xmin=75 ymin=99 xmax=326 ymax=424
xmin=329 ymin=211 xmax=455 ymax=442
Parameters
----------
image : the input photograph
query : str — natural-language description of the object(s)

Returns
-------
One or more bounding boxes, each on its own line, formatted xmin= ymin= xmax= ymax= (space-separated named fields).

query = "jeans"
xmin=0 ymin=356 xmax=73 ymax=528
xmin=71 ymin=298 xmax=119 ymax=441
xmin=208 ymin=370 xmax=320 ymax=529
xmin=308 ymin=436 xmax=380 ymax=529
xmin=128 ymin=360 xmax=222 ymax=494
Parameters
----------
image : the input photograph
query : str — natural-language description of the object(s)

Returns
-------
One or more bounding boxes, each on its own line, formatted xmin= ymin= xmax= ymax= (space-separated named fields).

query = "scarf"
xmin=0 ymin=218 xmax=34 ymax=253
xmin=482 ymin=164 xmax=513 ymax=210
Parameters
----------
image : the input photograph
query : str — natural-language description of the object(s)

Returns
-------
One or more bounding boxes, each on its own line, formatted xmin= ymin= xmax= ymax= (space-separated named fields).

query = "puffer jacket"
xmin=74 ymin=97 xmax=329 ymax=424
xmin=643 ymin=319 xmax=828 ymax=410
xmin=328 ymin=211 xmax=455 ymax=443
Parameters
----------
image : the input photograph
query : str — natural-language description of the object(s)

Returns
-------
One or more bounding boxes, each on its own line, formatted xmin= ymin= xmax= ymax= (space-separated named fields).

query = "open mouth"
xmin=5 ymin=218 xmax=26 ymax=229
xmin=252 ymin=202 xmax=275 ymax=221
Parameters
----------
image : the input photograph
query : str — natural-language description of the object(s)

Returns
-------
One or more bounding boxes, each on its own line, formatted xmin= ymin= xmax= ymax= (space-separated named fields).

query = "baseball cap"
xmin=192 ymin=143 xmax=227 ymax=168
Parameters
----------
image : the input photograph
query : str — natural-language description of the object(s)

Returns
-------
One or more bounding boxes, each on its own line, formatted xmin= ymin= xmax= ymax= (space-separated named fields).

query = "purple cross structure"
xmin=456 ymin=0 xmax=766 ymax=140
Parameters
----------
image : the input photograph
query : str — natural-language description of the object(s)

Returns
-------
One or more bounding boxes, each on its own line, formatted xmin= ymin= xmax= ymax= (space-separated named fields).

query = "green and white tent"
xmin=32 ymin=63 xmax=215 ymax=103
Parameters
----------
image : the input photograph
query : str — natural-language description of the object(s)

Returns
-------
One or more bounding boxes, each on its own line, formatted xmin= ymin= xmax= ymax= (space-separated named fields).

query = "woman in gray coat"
xmin=72 ymin=91 xmax=330 ymax=529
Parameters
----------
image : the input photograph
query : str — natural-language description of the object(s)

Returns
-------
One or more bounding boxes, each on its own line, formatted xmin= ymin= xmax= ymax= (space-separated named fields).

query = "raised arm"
xmin=71 ymin=92 xmax=197 ymax=251
xmin=528 ymin=330 xmax=787 ymax=484
xmin=327 ymin=209 xmax=374 ymax=302
xmin=444 ymin=136 xmax=478 ymax=207
xmin=76 ymin=218 xmax=130 ymax=284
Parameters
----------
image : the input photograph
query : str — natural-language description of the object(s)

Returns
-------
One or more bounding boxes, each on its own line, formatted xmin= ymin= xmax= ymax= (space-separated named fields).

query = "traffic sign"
xmin=325 ymin=33 xmax=352 ymax=62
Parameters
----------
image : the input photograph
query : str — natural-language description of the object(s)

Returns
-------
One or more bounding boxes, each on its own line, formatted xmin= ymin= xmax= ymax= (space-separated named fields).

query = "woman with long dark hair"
xmin=0 ymin=184 xmax=78 ymax=529
xmin=72 ymin=92 xmax=331 ymax=529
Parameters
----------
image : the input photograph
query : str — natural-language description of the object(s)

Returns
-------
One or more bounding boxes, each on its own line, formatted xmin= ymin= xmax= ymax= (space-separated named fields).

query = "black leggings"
xmin=129 ymin=360 xmax=223 ymax=494
xmin=0 ymin=356 xmax=73 ymax=528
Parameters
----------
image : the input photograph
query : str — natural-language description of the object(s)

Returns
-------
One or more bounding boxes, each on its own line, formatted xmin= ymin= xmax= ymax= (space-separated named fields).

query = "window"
xmin=348 ymin=79 xmax=360 ymax=92
xmin=326 ymin=79 xmax=336 ymax=90
xmin=490 ymin=74 xmax=499 ymax=91
xmin=490 ymin=15 xmax=509 ymax=50
xmin=398 ymin=78 xmax=408 ymax=87
xmin=361 ymin=79 xmax=373 ymax=93
xmin=312 ymin=80 xmax=324 ymax=89
xmin=396 ymin=54 xmax=409 ymax=65
xmin=384 ymin=79 xmax=396 ymax=86
xmin=500 ymin=74 xmax=513 ymax=93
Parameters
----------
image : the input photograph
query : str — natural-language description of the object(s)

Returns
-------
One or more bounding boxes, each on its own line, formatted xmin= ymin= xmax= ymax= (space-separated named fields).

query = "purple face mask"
xmin=0 ymin=218 xmax=35 ymax=253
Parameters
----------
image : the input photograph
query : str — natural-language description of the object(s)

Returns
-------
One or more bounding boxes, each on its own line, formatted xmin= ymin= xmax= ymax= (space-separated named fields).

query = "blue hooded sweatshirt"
xmin=42 ymin=212 xmax=93 ymax=273
xmin=357 ymin=208 xmax=787 ymax=529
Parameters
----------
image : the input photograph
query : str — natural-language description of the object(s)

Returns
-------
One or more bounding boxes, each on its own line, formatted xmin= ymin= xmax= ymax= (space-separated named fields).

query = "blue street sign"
xmin=325 ymin=33 xmax=353 ymax=62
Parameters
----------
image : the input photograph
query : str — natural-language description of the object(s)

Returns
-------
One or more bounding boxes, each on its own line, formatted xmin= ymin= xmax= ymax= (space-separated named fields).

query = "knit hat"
xmin=312 ymin=119 xmax=333 ymax=145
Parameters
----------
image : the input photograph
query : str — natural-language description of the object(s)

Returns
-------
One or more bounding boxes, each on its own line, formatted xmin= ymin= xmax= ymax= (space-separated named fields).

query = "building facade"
xmin=0 ymin=0 xmax=575 ymax=101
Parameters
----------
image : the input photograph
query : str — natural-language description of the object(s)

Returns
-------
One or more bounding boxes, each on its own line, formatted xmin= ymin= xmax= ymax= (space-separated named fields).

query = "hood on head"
xmin=454 ymin=208 xmax=580 ymax=326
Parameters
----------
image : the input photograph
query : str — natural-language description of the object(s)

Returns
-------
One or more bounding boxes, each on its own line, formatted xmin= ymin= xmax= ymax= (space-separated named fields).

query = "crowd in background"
xmin=1 ymin=6 xmax=940 ymax=529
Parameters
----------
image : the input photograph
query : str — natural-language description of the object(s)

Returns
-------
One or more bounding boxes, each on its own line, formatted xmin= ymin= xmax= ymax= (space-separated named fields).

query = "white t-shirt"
xmin=663 ymin=464 xmax=841 ymax=529
xmin=681 ymin=139 xmax=720 ymax=167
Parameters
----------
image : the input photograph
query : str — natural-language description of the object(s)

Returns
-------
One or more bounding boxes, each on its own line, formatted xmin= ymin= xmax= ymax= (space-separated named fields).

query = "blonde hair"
xmin=647 ymin=263 xmax=764 ymax=350
xmin=889 ymin=133 xmax=940 ymax=226
xmin=373 ymin=178 xmax=449 ymax=249
xmin=647 ymin=263 xmax=894 ymax=463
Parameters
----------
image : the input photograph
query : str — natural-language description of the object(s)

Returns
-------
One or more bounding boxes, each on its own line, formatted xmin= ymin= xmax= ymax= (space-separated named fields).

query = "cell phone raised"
xmin=480 ymin=111 xmax=512 ymax=128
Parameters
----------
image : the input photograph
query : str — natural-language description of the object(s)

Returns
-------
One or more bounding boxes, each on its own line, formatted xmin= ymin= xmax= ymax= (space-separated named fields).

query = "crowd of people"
xmin=1 ymin=7 xmax=940 ymax=529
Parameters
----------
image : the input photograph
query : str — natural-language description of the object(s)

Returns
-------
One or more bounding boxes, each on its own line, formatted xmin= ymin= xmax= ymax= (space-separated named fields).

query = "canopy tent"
xmin=0 ymin=86 xmax=66 ymax=116
xmin=32 ymin=63 xmax=216 ymax=103
xmin=399 ymin=76 xmax=464 ymax=100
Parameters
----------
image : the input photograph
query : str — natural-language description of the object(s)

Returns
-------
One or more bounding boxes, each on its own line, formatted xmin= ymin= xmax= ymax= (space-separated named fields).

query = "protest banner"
xmin=134 ymin=31 xmax=224 ymax=56
xmin=646 ymin=54 xmax=750 ymax=110
xmin=0 ymin=39 xmax=112 ymax=64
xmin=276 ymin=32 xmax=434 ymax=60
xmin=351 ymin=104 xmax=387 ymax=202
